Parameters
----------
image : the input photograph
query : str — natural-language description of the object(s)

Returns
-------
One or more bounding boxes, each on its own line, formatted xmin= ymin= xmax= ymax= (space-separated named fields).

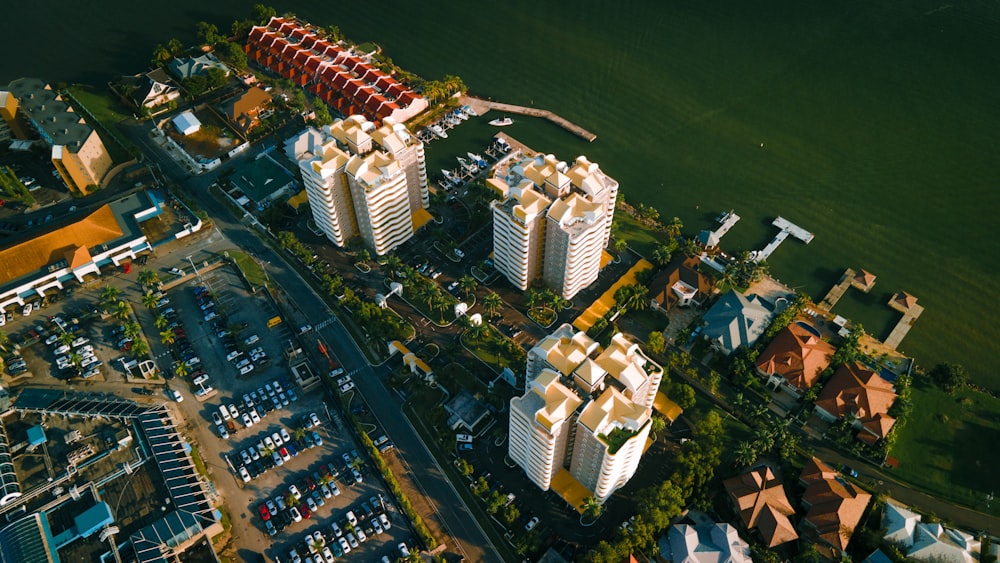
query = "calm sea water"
xmin=2 ymin=1 xmax=998 ymax=384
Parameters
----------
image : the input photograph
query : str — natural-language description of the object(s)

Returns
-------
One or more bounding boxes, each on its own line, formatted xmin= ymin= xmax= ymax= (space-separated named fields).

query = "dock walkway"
xmin=884 ymin=304 xmax=924 ymax=350
xmin=753 ymin=216 xmax=814 ymax=263
xmin=462 ymin=95 xmax=597 ymax=142
xmin=818 ymin=268 xmax=856 ymax=311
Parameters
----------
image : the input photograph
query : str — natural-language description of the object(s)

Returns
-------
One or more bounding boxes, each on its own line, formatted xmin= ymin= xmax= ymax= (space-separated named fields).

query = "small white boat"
xmin=463 ymin=105 xmax=478 ymax=117
xmin=467 ymin=152 xmax=488 ymax=168
xmin=453 ymin=108 xmax=468 ymax=120
xmin=489 ymin=117 xmax=513 ymax=127
xmin=457 ymin=156 xmax=478 ymax=173
xmin=442 ymin=169 xmax=460 ymax=184
xmin=429 ymin=125 xmax=448 ymax=139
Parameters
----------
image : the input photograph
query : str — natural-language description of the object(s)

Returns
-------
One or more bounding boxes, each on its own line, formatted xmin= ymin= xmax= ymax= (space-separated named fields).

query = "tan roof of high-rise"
xmin=531 ymin=369 xmax=583 ymax=430
xmin=756 ymin=323 xmax=836 ymax=391
xmin=800 ymin=457 xmax=872 ymax=552
xmin=576 ymin=387 xmax=649 ymax=435
xmin=534 ymin=328 xmax=597 ymax=376
xmin=724 ymin=467 xmax=798 ymax=547
xmin=547 ymin=192 xmax=603 ymax=228
xmin=0 ymin=204 xmax=123 ymax=285
xmin=594 ymin=332 xmax=656 ymax=394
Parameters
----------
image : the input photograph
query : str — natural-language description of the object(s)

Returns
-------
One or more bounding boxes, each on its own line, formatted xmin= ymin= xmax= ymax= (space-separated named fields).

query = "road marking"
xmin=315 ymin=316 xmax=339 ymax=330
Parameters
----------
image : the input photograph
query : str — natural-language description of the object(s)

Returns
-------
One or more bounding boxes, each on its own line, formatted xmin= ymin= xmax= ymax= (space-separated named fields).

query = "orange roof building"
xmin=814 ymin=363 xmax=897 ymax=444
xmin=0 ymin=191 xmax=165 ymax=312
xmin=723 ymin=466 xmax=798 ymax=547
xmin=851 ymin=269 xmax=877 ymax=292
xmin=888 ymin=291 xmax=918 ymax=313
xmin=647 ymin=256 xmax=714 ymax=313
xmin=224 ymin=86 xmax=271 ymax=134
xmin=756 ymin=323 xmax=836 ymax=396
xmin=799 ymin=457 xmax=872 ymax=556
xmin=245 ymin=17 xmax=427 ymax=124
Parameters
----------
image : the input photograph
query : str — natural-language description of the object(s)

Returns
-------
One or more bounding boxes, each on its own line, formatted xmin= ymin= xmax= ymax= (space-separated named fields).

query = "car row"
xmin=285 ymin=494 xmax=393 ymax=562
xmin=258 ymin=457 xmax=347 ymax=540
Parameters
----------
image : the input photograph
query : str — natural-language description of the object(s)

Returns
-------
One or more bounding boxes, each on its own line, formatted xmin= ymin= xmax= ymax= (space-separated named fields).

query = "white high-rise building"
xmin=490 ymin=153 xmax=618 ymax=299
xmin=288 ymin=115 xmax=428 ymax=255
xmin=509 ymin=324 xmax=663 ymax=504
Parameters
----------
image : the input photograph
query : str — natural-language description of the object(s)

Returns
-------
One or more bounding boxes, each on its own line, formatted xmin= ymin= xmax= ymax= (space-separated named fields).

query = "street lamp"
xmin=185 ymin=255 xmax=200 ymax=278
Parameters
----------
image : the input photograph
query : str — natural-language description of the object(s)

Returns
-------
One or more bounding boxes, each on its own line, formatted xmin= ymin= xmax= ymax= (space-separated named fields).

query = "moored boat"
xmin=463 ymin=105 xmax=478 ymax=117
xmin=488 ymin=116 xmax=513 ymax=127
xmin=430 ymin=124 xmax=448 ymax=139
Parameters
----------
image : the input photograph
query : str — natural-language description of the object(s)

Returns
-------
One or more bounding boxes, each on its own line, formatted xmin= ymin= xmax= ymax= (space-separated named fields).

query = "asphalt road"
xmin=130 ymin=124 xmax=504 ymax=562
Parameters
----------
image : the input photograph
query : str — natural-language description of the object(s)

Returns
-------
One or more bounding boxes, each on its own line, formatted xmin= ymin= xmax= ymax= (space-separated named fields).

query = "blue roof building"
xmin=702 ymin=290 xmax=774 ymax=354
xmin=26 ymin=425 xmax=46 ymax=447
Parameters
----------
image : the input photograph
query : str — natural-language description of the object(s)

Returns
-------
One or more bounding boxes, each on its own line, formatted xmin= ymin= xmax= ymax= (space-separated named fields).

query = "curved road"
xmin=126 ymin=123 xmax=504 ymax=562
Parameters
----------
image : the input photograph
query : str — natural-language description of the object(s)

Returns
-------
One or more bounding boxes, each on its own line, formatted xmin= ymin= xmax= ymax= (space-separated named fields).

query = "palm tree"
xmin=525 ymin=288 xmax=541 ymax=309
xmin=138 ymin=269 xmax=160 ymax=288
xmin=430 ymin=293 xmax=451 ymax=321
xmin=113 ymin=301 xmax=131 ymax=321
xmin=666 ymin=216 xmax=684 ymax=238
xmin=734 ymin=440 xmax=758 ymax=468
xmin=68 ymin=352 xmax=84 ymax=369
xmin=383 ymin=255 xmax=402 ymax=280
xmin=154 ymin=315 xmax=169 ymax=330
xmin=142 ymin=293 xmax=158 ymax=309
xmin=123 ymin=322 xmax=141 ymax=340
xmin=132 ymin=339 xmax=149 ymax=357
xmin=356 ymin=248 xmax=371 ymax=264
xmin=681 ymin=237 xmax=702 ymax=258
xmin=100 ymin=285 xmax=121 ymax=308
xmin=58 ymin=331 xmax=75 ymax=347
xmin=650 ymin=415 xmax=667 ymax=440
xmin=483 ymin=292 xmax=503 ymax=319
xmin=309 ymin=539 xmax=325 ymax=554
xmin=349 ymin=457 xmax=363 ymax=471
xmin=458 ymin=275 xmax=477 ymax=299
xmin=466 ymin=323 xmax=488 ymax=343
xmin=0 ymin=330 xmax=9 ymax=353
xmin=174 ymin=362 xmax=190 ymax=378
xmin=160 ymin=330 xmax=176 ymax=346
xmin=612 ymin=237 xmax=628 ymax=255
xmin=293 ymin=427 xmax=306 ymax=442
xmin=614 ymin=284 xmax=649 ymax=314
xmin=580 ymin=496 xmax=603 ymax=520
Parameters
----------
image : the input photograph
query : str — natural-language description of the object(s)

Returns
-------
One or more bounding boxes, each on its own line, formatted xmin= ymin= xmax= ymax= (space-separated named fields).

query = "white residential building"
xmin=883 ymin=500 xmax=981 ymax=563
xmin=491 ymin=153 xmax=618 ymax=299
xmin=509 ymin=324 xmax=662 ymax=504
xmin=289 ymin=115 xmax=428 ymax=255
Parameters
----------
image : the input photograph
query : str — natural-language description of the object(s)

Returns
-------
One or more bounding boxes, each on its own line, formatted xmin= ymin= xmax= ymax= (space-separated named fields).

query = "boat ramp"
xmin=752 ymin=216 xmax=814 ymax=262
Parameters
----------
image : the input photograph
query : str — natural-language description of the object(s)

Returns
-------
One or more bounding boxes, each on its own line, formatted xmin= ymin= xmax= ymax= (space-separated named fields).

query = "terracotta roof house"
xmin=882 ymin=500 xmax=980 ymax=563
xmin=799 ymin=457 xmax=871 ymax=556
xmin=814 ymin=363 xmax=897 ymax=444
xmin=851 ymin=269 xmax=877 ymax=292
xmin=647 ymin=257 xmax=714 ymax=314
xmin=888 ymin=291 xmax=918 ymax=313
xmin=756 ymin=323 xmax=836 ymax=397
xmin=223 ymin=87 xmax=271 ymax=135
xmin=702 ymin=291 xmax=774 ymax=355
xmin=723 ymin=466 xmax=798 ymax=548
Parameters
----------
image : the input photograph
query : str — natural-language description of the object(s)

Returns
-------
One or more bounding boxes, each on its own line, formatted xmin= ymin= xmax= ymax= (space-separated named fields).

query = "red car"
xmin=259 ymin=504 xmax=270 ymax=521
xmin=300 ymin=504 xmax=312 ymax=519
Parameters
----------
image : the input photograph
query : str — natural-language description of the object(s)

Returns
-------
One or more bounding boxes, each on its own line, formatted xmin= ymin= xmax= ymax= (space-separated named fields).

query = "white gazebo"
xmin=171 ymin=111 xmax=202 ymax=136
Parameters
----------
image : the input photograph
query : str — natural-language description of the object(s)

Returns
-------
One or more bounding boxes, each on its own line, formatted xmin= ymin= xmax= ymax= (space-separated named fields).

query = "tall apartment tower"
xmin=289 ymin=115 xmax=428 ymax=255
xmin=509 ymin=324 xmax=663 ymax=504
xmin=491 ymin=153 xmax=618 ymax=299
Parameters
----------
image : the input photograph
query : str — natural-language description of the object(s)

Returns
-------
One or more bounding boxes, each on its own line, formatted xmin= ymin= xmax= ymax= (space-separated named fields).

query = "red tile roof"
xmin=800 ymin=457 xmax=871 ymax=553
xmin=756 ymin=323 xmax=836 ymax=391
xmin=815 ymin=363 xmax=897 ymax=440
xmin=724 ymin=467 xmax=798 ymax=547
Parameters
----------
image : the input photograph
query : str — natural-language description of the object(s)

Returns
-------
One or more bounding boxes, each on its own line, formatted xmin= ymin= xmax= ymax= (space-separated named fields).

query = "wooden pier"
xmin=462 ymin=95 xmax=598 ymax=142
xmin=752 ymin=216 xmax=815 ymax=262
xmin=884 ymin=304 xmax=924 ymax=350
xmin=818 ymin=268 xmax=856 ymax=311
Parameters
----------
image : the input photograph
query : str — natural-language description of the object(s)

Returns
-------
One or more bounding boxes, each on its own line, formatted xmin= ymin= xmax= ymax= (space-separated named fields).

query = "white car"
xmin=346 ymin=534 xmax=359 ymax=549
xmin=321 ymin=546 xmax=335 ymax=563
xmin=169 ymin=389 xmax=183 ymax=402
xmin=309 ymin=412 xmax=321 ymax=427
xmin=337 ymin=537 xmax=350 ymax=554
xmin=249 ymin=447 xmax=260 ymax=461
xmin=45 ymin=334 xmax=60 ymax=346
xmin=239 ymin=466 xmax=251 ymax=482
xmin=242 ymin=393 xmax=254 ymax=407
xmin=371 ymin=517 xmax=383 ymax=535
xmin=22 ymin=303 xmax=32 ymax=316
xmin=217 ymin=424 xmax=229 ymax=439
xmin=271 ymin=432 xmax=283 ymax=447
xmin=236 ymin=358 xmax=251 ymax=369
xmin=226 ymin=404 xmax=239 ymax=419
xmin=345 ymin=510 xmax=357 ymax=526
xmin=289 ymin=507 xmax=302 ymax=522
xmin=71 ymin=337 xmax=89 ymax=348
xmin=219 ymin=405 xmax=232 ymax=421
xmin=226 ymin=350 xmax=242 ymax=362
xmin=252 ymin=351 xmax=267 ymax=362
xmin=54 ymin=344 xmax=70 ymax=355
xmin=82 ymin=366 xmax=101 ymax=379
xmin=239 ymin=363 xmax=255 ymax=376
xmin=240 ymin=450 xmax=252 ymax=465
xmin=193 ymin=374 xmax=210 ymax=386
xmin=288 ymin=485 xmax=301 ymax=500
xmin=525 ymin=516 xmax=539 ymax=531
xmin=264 ymin=436 xmax=276 ymax=450
xmin=398 ymin=543 xmax=411 ymax=557
xmin=249 ymin=409 xmax=261 ymax=424
xmin=279 ymin=428 xmax=291 ymax=443
xmin=378 ymin=513 xmax=391 ymax=530
xmin=351 ymin=468 xmax=363 ymax=484
xmin=211 ymin=412 xmax=223 ymax=426
xmin=244 ymin=334 xmax=260 ymax=346
xmin=195 ymin=386 xmax=213 ymax=397
xmin=242 ymin=413 xmax=253 ymax=428
xmin=305 ymin=496 xmax=318 ymax=513
xmin=355 ymin=528 xmax=367 ymax=543
xmin=330 ymin=522 xmax=343 ymax=538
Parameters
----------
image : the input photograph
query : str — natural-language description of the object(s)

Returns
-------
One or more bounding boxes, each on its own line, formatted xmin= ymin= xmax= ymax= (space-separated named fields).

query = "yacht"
xmin=488 ymin=116 xmax=513 ymax=127
xmin=429 ymin=124 xmax=448 ymax=139
xmin=467 ymin=152 xmax=488 ymax=168
xmin=457 ymin=156 xmax=478 ymax=173
xmin=463 ymin=105 xmax=478 ymax=117
xmin=453 ymin=108 xmax=468 ymax=120
xmin=442 ymin=169 xmax=460 ymax=184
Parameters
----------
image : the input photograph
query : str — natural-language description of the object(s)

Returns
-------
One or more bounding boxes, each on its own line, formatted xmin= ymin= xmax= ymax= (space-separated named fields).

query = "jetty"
xmin=752 ymin=216 xmax=814 ymax=263
xmin=884 ymin=292 xmax=924 ymax=350
xmin=462 ymin=95 xmax=597 ymax=142
xmin=818 ymin=268 xmax=856 ymax=311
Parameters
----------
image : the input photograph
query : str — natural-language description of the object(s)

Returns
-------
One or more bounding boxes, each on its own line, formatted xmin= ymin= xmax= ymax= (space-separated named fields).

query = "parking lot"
xmin=152 ymin=265 xmax=414 ymax=561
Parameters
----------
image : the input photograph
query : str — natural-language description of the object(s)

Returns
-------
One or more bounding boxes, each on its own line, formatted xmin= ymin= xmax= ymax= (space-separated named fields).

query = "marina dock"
xmin=818 ymin=268 xmax=856 ymax=311
xmin=753 ymin=216 xmax=814 ymax=262
xmin=462 ymin=95 xmax=598 ymax=142
xmin=884 ymin=304 xmax=924 ymax=350
xmin=715 ymin=210 xmax=740 ymax=237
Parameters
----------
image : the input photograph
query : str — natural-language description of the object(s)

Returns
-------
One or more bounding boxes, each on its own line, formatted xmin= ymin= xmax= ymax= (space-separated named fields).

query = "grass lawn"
xmin=65 ymin=84 xmax=135 ymax=163
xmin=229 ymin=250 xmax=269 ymax=288
xmin=615 ymin=211 xmax=662 ymax=259
xmin=890 ymin=381 xmax=1000 ymax=515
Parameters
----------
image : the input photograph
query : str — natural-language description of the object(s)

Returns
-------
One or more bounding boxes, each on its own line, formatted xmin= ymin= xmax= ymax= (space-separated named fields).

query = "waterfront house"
xmin=120 ymin=69 xmax=180 ymax=110
xmin=755 ymin=323 xmax=836 ymax=397
xmin=814 ymin=363 xmax=897 ymax=444
xmin=702 ymin=290 xmax=774 ymax=355
xmin=799 ymin=457 xmax=871 ymax=557
xmin=168 ymin=54 xmax=230 ymax=80
xmin=723 ymin=466 xmax=798 ymax=548
xmin=647 ymin=256 xmax=714 ymax=314
xmin=883 ymin=500 xmax=980 ymax=562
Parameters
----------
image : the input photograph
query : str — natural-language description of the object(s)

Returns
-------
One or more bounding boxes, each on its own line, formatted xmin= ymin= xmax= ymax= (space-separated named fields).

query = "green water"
xmin=2 ymin=1 xmax=998 ymax=384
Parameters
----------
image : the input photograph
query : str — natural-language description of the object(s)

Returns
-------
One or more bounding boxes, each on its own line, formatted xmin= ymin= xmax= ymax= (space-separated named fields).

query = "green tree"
xmin=251 ymin=3 xmax=277 ymax=23
xmin=166 ymin=38 xmax=184 ymax=56
xmin=205 ymin=67 xmax=227 ymax=90
xmin=665 ymin=216 xmax=684 ymax=238
xmin=0 ymin=331 xmax=9 ymax=353
xmin=196 ymin=21 xmax=219 ymax=45
xmin=142 ymin=293 xmax=159 ymax=309
xmin=929 ymin=363 xmax=968 ymax=394
xmin=466 ymin=323 xmax=488 ymax=343
xmin=482 ymin=292 xmax=503 ymax=319
xmin=681 ymin=237 xmax=702 ymax=258
xmin=458 ymin=275 xmax=477 ymax=299
xmin=216 ymin=40 xmax=248 ymax=70
xmin=612 ymin=237 xmax=628 ymax=255
xmin=734 ymin=440 xmax=758 ymax=467
xmin=580 ymin=496 xmax=603 ymax=520
xmin=123 ymin=322 xmax=141 ymax=340
xmin=160 ymin=330 xmax=176 ymax=346
xmin=154 ymin=315 xmax=169 ymax=330
xmin=174 ymin=362 xmax=190 ymax=378
xmin=650 ymin=415 xmax=667 ymax=439
xmin=312 ymin=102 xmax=333 ymax=126
xmin=614 ymin=283 xmax=648 ymax=314
xmin=150 ymin=44 xmax=171 ymax=67
xmin=138 ymin=269 xmax=160 ymax=288
xmin=68 ymin=352 xmax=84 ymax=370
xmin=113 ymin=301 xmax=131 ymax=321
xmin=182 ymin=75 xmax=208 ymax=97
xmin=356 ymin=248 xmax=371 ymax=264
xmin=58 ymin=331 xmax=76 ymax=347
xmin=668 ymin=382 xmax=696 ymax=409
xmin=132 ymin=339 xmax=150 ymax=357
xmin=100 ymin=285 xmax=121 ymax=308
xmin=646 ymin=331 xmax=665 ymax=355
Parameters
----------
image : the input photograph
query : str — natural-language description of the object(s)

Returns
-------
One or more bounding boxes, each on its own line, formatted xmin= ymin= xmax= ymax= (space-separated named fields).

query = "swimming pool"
xmin=796 ymin=321 xmax=822 ymax=338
